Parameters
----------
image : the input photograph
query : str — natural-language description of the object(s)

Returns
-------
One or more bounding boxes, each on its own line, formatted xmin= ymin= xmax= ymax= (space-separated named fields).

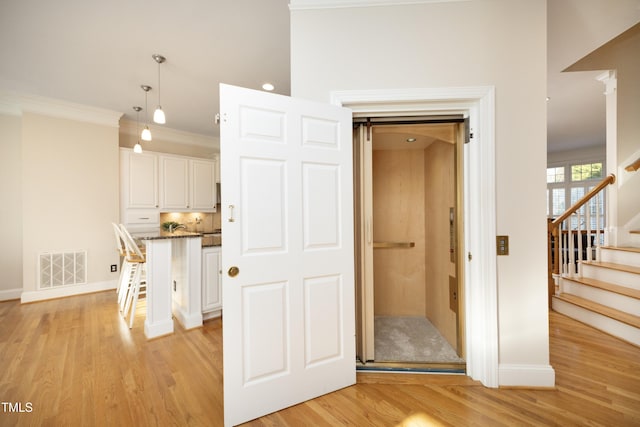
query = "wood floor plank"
xmin=1 ymin=293 xmax=639 ymax=426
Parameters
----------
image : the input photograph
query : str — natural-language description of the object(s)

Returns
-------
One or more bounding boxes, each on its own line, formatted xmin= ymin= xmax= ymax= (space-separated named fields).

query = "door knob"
xmin=228 ymin=266 xmax=240 ymax=277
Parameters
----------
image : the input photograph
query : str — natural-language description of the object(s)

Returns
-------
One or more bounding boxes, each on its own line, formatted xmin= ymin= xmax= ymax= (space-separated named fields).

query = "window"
xmin=571 ymin=162 xmax=602 ymax=182
xmin=547 ymin=161 xmax=605 ymax=229
xmin=546 ymin=166 xmax=564 ymax=184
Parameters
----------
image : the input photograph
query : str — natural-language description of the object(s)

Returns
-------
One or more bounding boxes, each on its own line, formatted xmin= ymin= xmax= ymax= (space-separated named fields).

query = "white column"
xmin=144 ymin=239 xmax=174 ymax=338
xmin=596 ymin=70 xmax=618 ymax=246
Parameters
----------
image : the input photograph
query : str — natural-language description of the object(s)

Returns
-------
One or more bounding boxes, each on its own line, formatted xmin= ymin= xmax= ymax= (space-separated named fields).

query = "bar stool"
xmin=118 ymin=224 xmax=147 ymax=328
xmin=112 ymin=223 xmax=135 ymax=308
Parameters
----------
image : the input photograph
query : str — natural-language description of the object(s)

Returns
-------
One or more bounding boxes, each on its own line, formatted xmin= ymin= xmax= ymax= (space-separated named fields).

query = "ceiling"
xmin=0 ymin=0 xmax=291 ymax=139
xmin=1 ymin=0 xmax=638 ymax=153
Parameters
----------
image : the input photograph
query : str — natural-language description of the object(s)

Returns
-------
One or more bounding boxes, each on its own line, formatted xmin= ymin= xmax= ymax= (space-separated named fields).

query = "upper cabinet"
xmin=190 ymin=159 xmax=216 ymax=210
xmin=121 ymin=149 xmax=218 ymax=229
xmin=160 ymin=156 xmax=190 ymax=210
xmin=122 ymin=150 xmax=159 ymax=209
xmin=159 ymin=156 xmax=217 ymax=212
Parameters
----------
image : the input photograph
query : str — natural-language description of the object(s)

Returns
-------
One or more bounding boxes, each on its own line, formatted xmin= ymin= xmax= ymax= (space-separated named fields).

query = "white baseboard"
xmin=203 ymin=309 xmax=222 ymax=321
xmin=144 ymin=318 xmax=174 ymax=339
xmin=172 ymin=303 xmax=204 ymax=330
xmin=0 ymin=288 xmax=23 ymax=301
xmin=21 ymin=280 xmax=117 ymax=303
xmin=498 ymin=364 xmax=556 ymax=388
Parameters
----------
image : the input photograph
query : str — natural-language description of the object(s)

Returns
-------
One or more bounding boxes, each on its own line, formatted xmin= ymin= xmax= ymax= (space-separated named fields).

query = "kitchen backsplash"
xmin=160 ymin=208 xmax=221 ymax=233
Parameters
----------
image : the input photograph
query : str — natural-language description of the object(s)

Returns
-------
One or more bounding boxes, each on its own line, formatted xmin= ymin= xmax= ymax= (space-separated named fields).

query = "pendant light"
xmin=132 ymin=106 xmax=143 ymax=154
xmin=152 ymin=54 xmax=166 ymax=124
xmin=140 ymin=85 xmax=152 ymax=141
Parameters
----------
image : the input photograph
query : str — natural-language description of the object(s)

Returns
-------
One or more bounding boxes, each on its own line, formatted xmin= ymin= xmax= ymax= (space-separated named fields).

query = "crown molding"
xmin=0 ymin=98 xmax=22 ymax=117
xmin=119 ymin=119 xmax=218 ymax=148
xmin=289 ymin=0 xmax=469 ymax=10
xmin=0 ymin=92 xmax=122 ymax=127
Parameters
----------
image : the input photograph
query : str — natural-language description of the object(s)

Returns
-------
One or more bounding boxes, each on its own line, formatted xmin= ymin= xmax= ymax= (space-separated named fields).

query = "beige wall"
xmin=0 ymin=113 xmax=23 ymax=298
xmin=21 ymin=112 xmax=120 ymax=295
xmin=290 ymin=0 xmax=550 ymax=373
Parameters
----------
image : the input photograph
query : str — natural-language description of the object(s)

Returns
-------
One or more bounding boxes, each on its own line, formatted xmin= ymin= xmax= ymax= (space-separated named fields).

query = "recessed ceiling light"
xmin=262 ymin=83 xmax=275 ymax=91
xmin=406 ymin=137 xmax=416 ymax=143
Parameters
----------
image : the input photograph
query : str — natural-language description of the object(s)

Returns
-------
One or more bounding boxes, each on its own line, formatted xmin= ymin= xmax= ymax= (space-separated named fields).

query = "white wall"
xmin=0 ymin=112 xmax=23 ymax=300
xmin=290 ymin=0 xmax=551 ymax=386
xmin=10 ymin=98 xmax=122 ymax=302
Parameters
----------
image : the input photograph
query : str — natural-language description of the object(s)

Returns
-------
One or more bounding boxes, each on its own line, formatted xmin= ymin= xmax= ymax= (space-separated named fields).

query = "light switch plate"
xmin=496 ymin=235 xmax=509 ymax=255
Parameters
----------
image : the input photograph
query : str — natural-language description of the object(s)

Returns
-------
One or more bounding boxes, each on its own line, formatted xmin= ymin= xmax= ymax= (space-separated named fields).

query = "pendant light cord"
xmin=157 ymin=61 xmax=161 ymax=106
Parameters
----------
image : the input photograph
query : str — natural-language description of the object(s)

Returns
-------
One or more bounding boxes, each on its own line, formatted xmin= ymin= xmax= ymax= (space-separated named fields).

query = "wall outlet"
xmin=110 ymin=264 xmax=117 ymax=272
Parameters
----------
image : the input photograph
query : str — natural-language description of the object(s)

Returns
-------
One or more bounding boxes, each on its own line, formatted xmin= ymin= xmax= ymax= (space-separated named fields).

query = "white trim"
xmin=0 ymin=288 xmax=23 ymax=301
xmin=21 ymin=280 xmax=117 ymax=303
xmin=331 ymin=86 xmax=499 ymax=388
xmin=0 ymin=93 xmax=122 ymax=127
xmin=173 ymin=301 xmax=205 ymax=330
xmin=119 ymin=119 xmax=218 ymax=148
xmin=290 ymin=0 xmax=470 ymax=11
xmin=498 ymin=364 xmax=556 ymax=388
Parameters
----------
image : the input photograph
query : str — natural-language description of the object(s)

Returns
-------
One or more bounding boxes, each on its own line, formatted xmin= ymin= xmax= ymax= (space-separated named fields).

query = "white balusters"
xmin=595 ymin=192 xmax=602 ymax=261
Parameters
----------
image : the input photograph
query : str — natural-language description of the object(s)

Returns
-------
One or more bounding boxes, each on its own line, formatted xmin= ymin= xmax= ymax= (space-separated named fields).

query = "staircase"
xmin=552 ymin=244 xmax=640 ymax=347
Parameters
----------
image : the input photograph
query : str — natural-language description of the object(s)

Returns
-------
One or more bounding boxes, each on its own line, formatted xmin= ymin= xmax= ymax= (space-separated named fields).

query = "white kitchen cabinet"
xmin=160 ymin=156 xmax=189 ymax=209
xmin=160 ymin=156 xmax=216 ymax=212
xmin=121 ymin=149 xmax=217 ymax=230
xmin=191 ymin=159 xmax=216 ymax=211
xmin=202 ymin=246 xmax=222 ymax=319
xmin=122 ymin=150 xmax=158 ymax=209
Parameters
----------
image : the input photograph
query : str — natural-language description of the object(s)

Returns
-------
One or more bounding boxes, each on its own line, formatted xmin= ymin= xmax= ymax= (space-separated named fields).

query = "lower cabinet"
xmin=202 ymin=247 xmax=222 ymax=319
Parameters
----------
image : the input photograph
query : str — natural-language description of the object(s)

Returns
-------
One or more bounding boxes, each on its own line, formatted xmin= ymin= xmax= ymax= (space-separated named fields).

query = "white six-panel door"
xmin=219 ymin=84 xmax=355 ymax=426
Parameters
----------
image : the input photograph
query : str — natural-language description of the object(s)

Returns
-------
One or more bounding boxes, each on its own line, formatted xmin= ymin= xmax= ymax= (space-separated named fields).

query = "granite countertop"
xmin=133 ymin=230 xmax=203 ymax=240
xmin=132 ymin=230 xmax=222 ymax=247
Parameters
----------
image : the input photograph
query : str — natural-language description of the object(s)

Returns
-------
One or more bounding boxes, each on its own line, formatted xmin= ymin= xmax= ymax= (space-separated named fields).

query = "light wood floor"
xmin=1 ymin=291 xmax=639 ymax=426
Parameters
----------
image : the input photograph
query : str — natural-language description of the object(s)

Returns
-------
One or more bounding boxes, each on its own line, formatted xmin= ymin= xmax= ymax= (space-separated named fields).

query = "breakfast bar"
xmin=134 ymin=230 xmax=203 ymax=339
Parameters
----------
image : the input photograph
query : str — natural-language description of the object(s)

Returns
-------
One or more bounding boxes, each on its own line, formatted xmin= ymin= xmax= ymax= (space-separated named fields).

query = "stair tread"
xmin=553 ymin=294 xmax=640 ymax=328
xmin=581 ymin=260 xmax=640 ymax=275
xmin=563 ymin=276 xmax=640 ymax=299
xmin=602 ymin=245 xmax=640 ymax=253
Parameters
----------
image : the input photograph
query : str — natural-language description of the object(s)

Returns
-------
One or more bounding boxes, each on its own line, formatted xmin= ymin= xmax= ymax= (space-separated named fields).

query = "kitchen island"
xmin=134 ymin=230 xmax=203 ymax=339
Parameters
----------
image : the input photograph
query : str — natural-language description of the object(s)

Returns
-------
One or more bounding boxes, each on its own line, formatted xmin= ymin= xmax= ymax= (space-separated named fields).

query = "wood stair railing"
xmin=625 ymin=156 xmax=640 ymax=172
xmin=547 ymin=174 xmax=616 ymax=306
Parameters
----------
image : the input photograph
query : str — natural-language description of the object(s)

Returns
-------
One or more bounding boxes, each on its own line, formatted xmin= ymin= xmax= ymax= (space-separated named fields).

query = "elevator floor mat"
xmin=374 ymin=316 xmax=465 ymax=363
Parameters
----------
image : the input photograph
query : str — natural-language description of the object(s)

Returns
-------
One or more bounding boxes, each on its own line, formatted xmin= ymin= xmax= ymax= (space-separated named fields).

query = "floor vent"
xmin=38 ymin=251 xmax=87 ymax=289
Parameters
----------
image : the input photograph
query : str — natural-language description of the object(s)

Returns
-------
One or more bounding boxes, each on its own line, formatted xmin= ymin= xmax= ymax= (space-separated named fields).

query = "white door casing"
xmin=331 ymin=86 xmax=499 ymax=387
xmin=220 ymin=84 xmax=356 ymax=426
